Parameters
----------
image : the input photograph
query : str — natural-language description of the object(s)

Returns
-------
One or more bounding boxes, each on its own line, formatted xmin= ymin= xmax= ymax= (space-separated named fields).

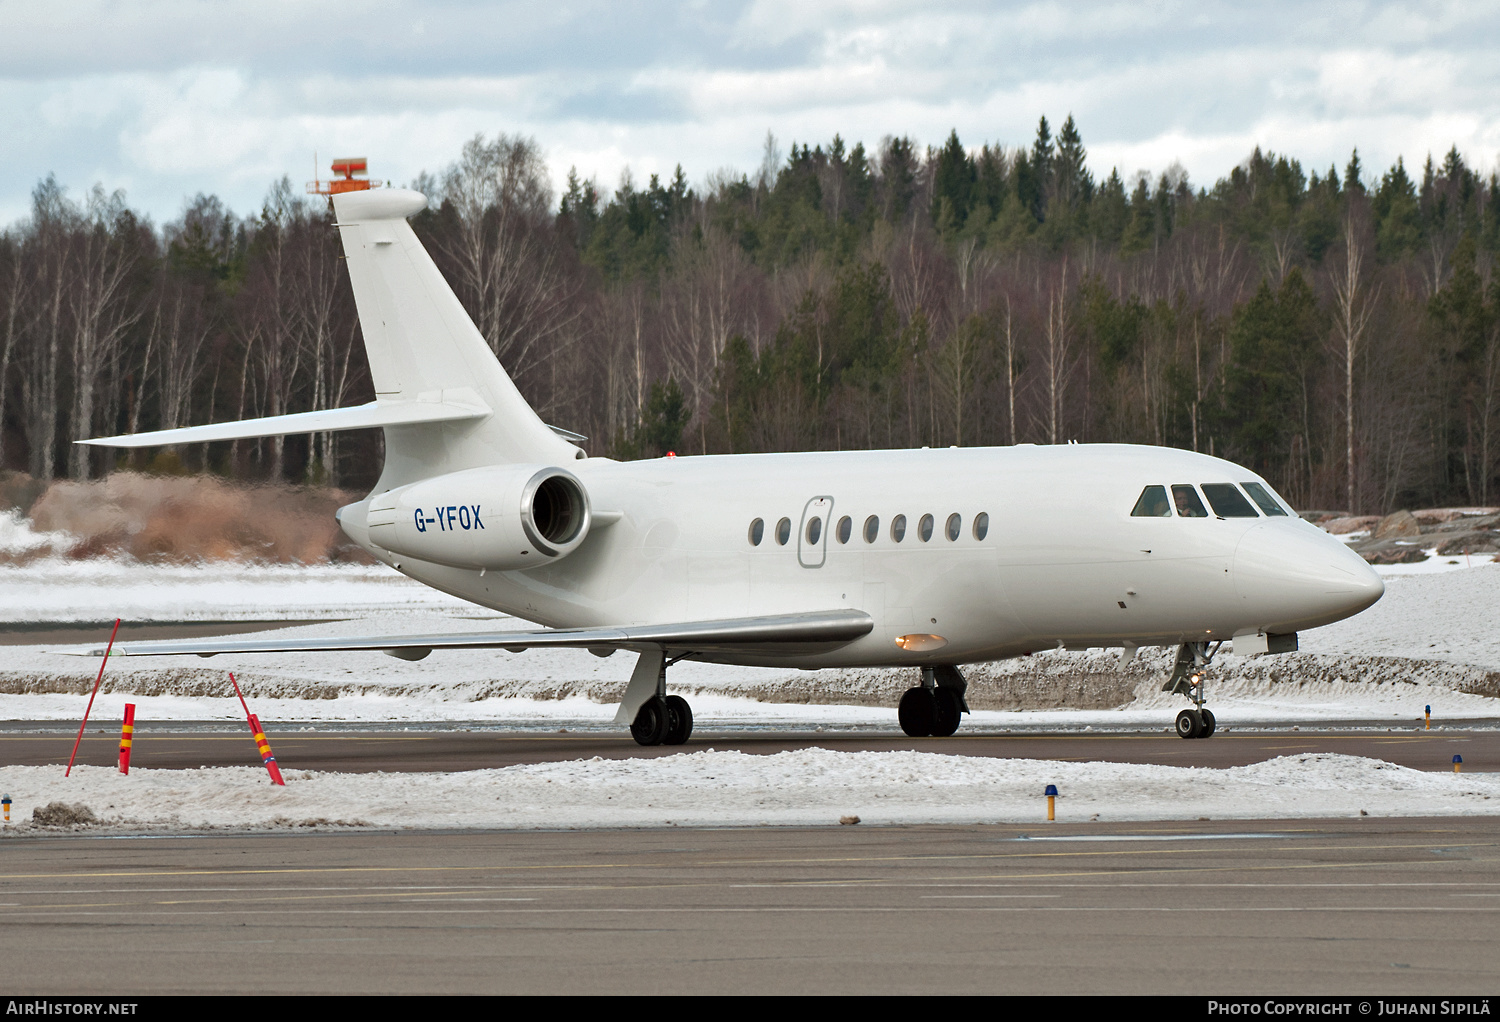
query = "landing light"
xmin=895 ymin=633 xmax=947 ymax=652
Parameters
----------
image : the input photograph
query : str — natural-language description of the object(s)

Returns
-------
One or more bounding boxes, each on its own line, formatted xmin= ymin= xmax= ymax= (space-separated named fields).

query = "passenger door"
xmin=798 ymin=496 xmax=833 ymax=568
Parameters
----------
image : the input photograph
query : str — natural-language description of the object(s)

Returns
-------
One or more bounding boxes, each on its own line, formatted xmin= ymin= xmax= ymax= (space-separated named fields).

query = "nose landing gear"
xmin=1164 ymin=641 xmax=1222 ymax=739
xmin=1175 ymin=707 xmax=1216 ymax=739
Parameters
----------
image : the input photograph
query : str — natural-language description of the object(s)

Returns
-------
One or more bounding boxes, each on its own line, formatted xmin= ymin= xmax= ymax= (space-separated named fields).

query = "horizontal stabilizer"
xmin=77 ymin=393 xmax=492 ymax=448
xmin=67 ymin=610 xmax=874 ymax=659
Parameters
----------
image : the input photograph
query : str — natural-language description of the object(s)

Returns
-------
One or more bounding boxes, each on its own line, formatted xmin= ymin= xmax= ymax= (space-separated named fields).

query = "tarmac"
xmin=5 ymin=719 xmax=1494 ymax=773
xmin=4 ymin=817 xmax=1499 ymax=995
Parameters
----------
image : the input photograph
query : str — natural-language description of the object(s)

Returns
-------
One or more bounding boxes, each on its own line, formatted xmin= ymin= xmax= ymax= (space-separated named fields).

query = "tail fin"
xmin=332 ymin=189 xmax=579 ymax=488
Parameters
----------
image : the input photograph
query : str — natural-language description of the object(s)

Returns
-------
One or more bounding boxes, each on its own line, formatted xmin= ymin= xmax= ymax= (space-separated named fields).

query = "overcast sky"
xmin=3 ymin=0 xmax=1499 ymax=227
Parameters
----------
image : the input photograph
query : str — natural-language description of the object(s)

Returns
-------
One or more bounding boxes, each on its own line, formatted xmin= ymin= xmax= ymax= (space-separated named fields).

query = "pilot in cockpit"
xmin=1172 ymin=484 xmax=1209 ymax=517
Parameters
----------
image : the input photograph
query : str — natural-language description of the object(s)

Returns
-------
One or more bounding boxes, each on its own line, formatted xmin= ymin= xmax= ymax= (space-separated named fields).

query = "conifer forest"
xmin=3 ymin=116 xmax=1498 ymax=514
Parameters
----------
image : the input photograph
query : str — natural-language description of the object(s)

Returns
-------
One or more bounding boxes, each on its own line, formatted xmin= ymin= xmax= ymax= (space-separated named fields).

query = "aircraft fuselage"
xmin=337 ymin=442 xmax=1383 ymax=669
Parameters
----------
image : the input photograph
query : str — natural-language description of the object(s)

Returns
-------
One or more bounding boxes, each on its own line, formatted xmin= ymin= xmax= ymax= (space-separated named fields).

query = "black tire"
xmin=631 ymin=696 xmax=669 ymax=746
xmin=931 ymin=688 xmax=963 ymax=737
xmin=1175 ymin=709 xmax=1203 ymax=740
xmin=663 ymin=695 xmax=694 ymax=745
xmin=898 ymin=687 xmax=935 ymax=737
xmin=1199 ymin=708 xmax=1216 ymax=738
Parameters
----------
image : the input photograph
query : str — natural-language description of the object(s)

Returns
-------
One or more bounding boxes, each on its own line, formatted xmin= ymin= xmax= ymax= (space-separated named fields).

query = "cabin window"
xmin=806 ymin=517 xmax=823 ymax=545
xmin=918 ymin=514 xmax=934 ymax=542
xmin=1201 ymin=483 xmax=1259 ymax=518
xmin=946 ymin=513 xmax=962 ymax=541
xmin=1131 ymin=485 xmax=1171 ymax=517
xmin=891 ymin=515 xmax=907 ymax=542
xmin=1241 ymin=482 xmax=1289 ymax=516
xmin=1171 ymin=485 xmax=1209 ymax=518
xmin=836 ymin=516 xmax=853 ymax=544
xmin=973 ymin=512 xmax=990 ymax=540
xmin=749 ymin=518 xmax=764 ymax=546
xmin=864 ymin=515 xmax=880 ymax=543
xmin=776 ymin=517 xmax=792 ymax=545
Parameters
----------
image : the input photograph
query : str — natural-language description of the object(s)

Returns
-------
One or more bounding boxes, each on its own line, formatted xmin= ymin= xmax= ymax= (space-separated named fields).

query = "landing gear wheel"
xmin=662 ymin=695 xmax=694 ymax=746
xmin=1199 ymin=708 xmax=1216 ymax=738
xmin=631 ymin=696 xmax=670 ymax=746
xmin=931 ymin=688 xmax=963 ymax=737
xmin=1175 ymin=709 xmax=1204 ymax=740
xmin=898 ymin=687 xmax=935 ymax=737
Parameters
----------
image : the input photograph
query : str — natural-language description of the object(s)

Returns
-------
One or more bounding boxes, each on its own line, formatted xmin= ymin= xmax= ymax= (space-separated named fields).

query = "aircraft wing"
xmin=69 ymin=610 xmax=875 ymax=661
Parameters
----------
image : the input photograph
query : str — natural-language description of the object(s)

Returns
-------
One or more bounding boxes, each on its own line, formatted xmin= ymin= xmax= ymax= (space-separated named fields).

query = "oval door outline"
xmin=798 ymin=495 xmax=834 ymax=568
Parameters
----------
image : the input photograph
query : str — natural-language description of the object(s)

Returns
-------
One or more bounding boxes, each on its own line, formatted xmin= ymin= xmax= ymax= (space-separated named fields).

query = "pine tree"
xmin=1343 ymin=149 xmax=1364 ymax=194
xmin=931 ymin=129 xmax=977 ymax=228
xmin=1027 ymin=116 xmax=1053 ymax=219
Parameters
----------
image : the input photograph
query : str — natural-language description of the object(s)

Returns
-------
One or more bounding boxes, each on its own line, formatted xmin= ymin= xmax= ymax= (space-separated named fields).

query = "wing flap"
xmin=69 ymin=610 xmax=874 ymax=659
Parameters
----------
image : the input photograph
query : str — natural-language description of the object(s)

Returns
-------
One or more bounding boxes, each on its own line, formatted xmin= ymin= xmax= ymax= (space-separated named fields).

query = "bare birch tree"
xmin=1041 ymin=260 xmax=1074 ymax=444
xmin=434 ymin=134 xmax=583 ymax=389
xmin=67 ymin=186 xmax=142 ymax=479
xmin=0 ymin=236 xmax=28 ymax=472
xmin=1328 ymin=205 xmax=1379 ymax=512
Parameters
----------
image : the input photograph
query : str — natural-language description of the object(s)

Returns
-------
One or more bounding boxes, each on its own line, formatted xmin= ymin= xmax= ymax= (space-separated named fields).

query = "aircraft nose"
xmin=1233 ymin=521 xmax=1384 ymax=629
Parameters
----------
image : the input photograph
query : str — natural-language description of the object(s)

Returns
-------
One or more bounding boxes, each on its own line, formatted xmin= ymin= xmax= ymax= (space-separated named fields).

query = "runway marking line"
xmin=7 ymin=851 xmax=1498 ymax=911
xmin=15 ymin=905 xmax=1500 ymax=919
xmin=918 ymin=888 xmax=1062 ymax=894
xmin=2 ymin=838 xmax=1497 ymax=883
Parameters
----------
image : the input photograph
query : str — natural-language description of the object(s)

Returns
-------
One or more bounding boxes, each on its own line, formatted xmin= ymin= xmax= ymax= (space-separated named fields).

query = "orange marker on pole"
xmin=117 ymin=703 xmax=136 ymax=774
xmin=248 ymin=714 xmax=285 ymax=786
xmin=66 ymin=618 xmax=121 ymax=777
xmin=228 ymin=673 xmax=284 ymax=785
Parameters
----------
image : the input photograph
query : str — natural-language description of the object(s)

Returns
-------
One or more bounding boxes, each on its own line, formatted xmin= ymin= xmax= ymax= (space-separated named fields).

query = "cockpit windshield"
xmin=1130 ymin=485 xmax=1171 ymax=517
xmin=1201 ymin=483 xmax=1259 ymax=518
xmin=1171 ymin=484 xmax=1208 ymax=517
xmin=1241 ymin=481 xmax=1290 ymax=516
xmin=1134 ymin=481 xmax=1292 ymax=520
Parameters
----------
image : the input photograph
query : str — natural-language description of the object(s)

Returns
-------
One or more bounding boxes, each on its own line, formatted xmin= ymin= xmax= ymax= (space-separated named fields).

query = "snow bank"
xmin=3 ymin=751 xmax=1496 ymax=832
xmin=0 ymin=510 xmax=72 ymax=557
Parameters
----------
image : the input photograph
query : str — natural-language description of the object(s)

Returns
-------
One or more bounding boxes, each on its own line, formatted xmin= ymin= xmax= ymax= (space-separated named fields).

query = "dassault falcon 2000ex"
xmin=80 ymin=187 xmax=1385 ymax=745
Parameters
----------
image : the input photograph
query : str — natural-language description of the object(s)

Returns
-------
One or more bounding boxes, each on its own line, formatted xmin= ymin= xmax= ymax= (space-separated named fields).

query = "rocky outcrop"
xmin=1342 ymin=507 xmax=1500 ymax=565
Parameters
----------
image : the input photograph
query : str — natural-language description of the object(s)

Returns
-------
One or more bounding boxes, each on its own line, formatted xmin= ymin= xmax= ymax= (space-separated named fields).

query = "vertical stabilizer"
xmin=332 ymin=189 xmax=578 ymax=488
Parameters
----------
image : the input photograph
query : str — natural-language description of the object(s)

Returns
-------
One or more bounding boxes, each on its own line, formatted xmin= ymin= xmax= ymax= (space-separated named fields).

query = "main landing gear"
xmin=1164 ymin=641 xmax=1222 ymax=739
xmin=898 ymin=665 xmax=970 ymax=737
xmin=631 ymin=693 xmax=693 ymax=747
xmin=627 ymin=652 xmax=695 ymax=747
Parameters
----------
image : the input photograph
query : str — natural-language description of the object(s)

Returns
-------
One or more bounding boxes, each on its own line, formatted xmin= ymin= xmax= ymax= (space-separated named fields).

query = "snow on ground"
xmin=1303 ymin=562 xmax=1500 ymax=667
xmin=3 ymin=751 xmax=1497 ymax=833
xmin=0 ymin=510 xmax=71 ymax=556
xmin=1376 ymin=552 xmax=1498 ymax=576
xmin=0 ymin=558 xmax=472 ymax=621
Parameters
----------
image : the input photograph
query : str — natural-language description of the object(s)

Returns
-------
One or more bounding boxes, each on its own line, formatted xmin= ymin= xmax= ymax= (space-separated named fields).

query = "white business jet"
xmin=82 ymin=188 xmax=1384 ymax=744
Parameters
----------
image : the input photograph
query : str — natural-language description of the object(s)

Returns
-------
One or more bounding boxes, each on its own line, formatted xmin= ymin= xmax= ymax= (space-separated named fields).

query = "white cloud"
xmin=3 ymin=1 xmax=1500 ymax=225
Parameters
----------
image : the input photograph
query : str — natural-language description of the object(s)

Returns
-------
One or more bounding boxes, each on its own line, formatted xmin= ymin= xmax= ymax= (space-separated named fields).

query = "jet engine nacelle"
xmin=366 ymin=464 xmax=591 ymax=571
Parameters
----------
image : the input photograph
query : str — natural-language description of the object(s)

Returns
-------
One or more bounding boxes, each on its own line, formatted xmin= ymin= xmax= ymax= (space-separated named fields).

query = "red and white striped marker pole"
xmin=65 ymin=618 xmax=121 ymax=777
xmin=117 ymin=703 xmax=136 ymax=774
xmin=228 ymin=673 xmax=284 ymax=785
